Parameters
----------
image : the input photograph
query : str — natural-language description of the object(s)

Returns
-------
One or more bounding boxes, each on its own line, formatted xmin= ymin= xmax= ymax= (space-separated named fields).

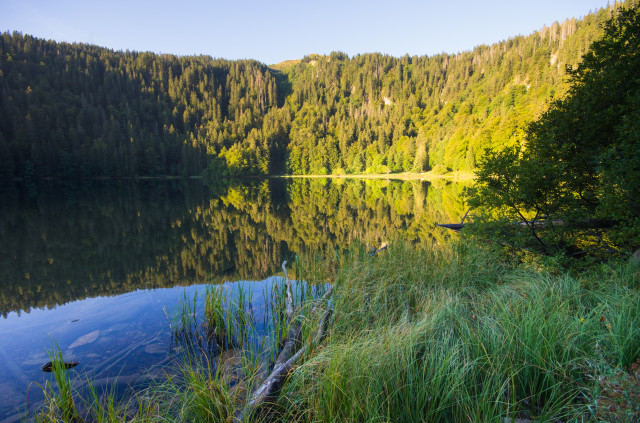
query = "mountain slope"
xmin=0 ymin=1 xmax=634 ymax=179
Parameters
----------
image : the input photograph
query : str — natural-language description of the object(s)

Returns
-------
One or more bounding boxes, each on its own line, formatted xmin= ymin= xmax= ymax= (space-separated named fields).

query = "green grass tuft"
xmin=34 ymin=242 xmax=640 ymax=421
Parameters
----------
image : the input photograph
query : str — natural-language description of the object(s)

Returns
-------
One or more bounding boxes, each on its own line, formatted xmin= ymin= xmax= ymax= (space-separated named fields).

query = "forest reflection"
xmin=0 ymin=178 xmax=468 ymax=317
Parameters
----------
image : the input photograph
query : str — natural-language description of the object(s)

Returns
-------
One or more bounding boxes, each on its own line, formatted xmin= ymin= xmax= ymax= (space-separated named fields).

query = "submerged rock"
xmin=144 ymin=343 xmax=165 ymax=354
xmin=41 ymin=361 xmax=79 ymax=372
xmin=69 ymin=330 xmax=100 ymax=348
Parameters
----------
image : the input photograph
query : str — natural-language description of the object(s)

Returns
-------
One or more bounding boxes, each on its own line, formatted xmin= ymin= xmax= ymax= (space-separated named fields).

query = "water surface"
xmin=0 ymin=177 xmax=466 ymax=420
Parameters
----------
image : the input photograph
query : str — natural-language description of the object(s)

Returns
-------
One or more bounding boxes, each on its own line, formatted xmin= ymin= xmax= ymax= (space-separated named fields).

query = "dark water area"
xmin=0 ymin=177 xmax=467 ymax=420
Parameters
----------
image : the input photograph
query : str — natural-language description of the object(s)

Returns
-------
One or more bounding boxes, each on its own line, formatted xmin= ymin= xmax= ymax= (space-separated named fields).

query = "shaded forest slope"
xmin=0 ymin=1 xmax=632 ymax=179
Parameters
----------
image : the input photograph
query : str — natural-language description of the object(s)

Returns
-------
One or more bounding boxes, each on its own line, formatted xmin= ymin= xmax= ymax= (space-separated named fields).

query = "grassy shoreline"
xmin=36 ymin=242 xmax=640 ymax=422
xmin=278 ymin=243 xmax=640 ymax=422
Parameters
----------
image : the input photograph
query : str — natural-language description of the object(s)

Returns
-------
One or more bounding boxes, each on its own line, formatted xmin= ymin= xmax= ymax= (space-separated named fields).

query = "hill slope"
xmin=0 ymin=1 xmax=635 ymax=179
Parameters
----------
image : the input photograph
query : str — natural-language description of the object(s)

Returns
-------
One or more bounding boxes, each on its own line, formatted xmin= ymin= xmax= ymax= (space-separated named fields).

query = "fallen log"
xmin=235 ymin=264 xmax=333 ymax=421
xmin=236 ymin=307 xmax=333 ymax=421
xmin=272 ymin=261 xmax=302 ymax=370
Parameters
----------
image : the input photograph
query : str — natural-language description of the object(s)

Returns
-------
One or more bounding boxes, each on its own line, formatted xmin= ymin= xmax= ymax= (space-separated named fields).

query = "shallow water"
xmin=0 ymin=284 xmax=189 ymax=421
xmin=0 ymin=177 xmax=466 ymax=420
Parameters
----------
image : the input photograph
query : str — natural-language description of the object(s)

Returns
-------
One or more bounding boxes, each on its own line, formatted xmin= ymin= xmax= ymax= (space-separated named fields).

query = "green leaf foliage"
xmin=470 ymin=2 xmax=640 ymax=255
xmin=0 ymin=2 xmax=633 ymax=179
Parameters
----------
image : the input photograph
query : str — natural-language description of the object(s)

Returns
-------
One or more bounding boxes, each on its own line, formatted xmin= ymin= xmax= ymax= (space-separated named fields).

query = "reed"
xmin=34 ymin=242 xmax=640 ymax=421
xmin=33 ymin=347 xmax=134 ymax=422
xmin=277 ymin=241 xmax=640 ymax=422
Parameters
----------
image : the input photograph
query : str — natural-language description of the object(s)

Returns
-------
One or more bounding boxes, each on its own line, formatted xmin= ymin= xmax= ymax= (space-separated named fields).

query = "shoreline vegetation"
xmin=1 ymin=3 xmax=632 ymax=182
xmin=12 ymin=2 xmax=639 ymax=421
xmin=6 ymin=170 xmax=475 ymax=183
xmin=36 ymin=242 xmax=640 ymax=422
xmin=275 ymin=170 xmax=475 ymax=181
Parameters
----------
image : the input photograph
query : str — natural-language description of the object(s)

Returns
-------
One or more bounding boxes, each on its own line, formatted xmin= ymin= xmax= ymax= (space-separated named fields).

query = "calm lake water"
xmin=0 ymin=177 xmax=466 ymax=421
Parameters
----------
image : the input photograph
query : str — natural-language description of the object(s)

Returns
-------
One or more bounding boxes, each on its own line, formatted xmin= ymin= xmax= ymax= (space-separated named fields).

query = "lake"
xmin=0 ymin=177 xmax=467 ymax=421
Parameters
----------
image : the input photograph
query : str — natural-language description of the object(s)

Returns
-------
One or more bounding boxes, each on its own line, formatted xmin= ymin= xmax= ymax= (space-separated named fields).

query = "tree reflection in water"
xmin=0 ymin=177 xmax=469 ymax=317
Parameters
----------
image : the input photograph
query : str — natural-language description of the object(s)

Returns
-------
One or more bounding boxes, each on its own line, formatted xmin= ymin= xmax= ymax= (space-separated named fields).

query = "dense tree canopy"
xmin=470 ymin=3 xmax=640 ymax=255
xmin=0 ymin=41 xmax=278 ymax=178
xmin=1 ymin=2 xmax=628 ymax=180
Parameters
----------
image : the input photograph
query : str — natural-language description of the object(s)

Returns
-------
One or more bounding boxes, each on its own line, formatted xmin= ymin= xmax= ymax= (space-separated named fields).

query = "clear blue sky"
xmin=1 ymin=0 xmax=611 ymax=64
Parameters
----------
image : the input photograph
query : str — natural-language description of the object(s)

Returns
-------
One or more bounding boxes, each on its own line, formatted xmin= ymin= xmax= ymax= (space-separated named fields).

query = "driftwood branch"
xmin=313 ymin=305 xmax=333 ymax=344
xmin=235 ymin=268 xmax=334 ymax=421
xmin=238 ymin=304 xmax=333 ymax=421
xmin=273 ymin=261 xmax=304 ymax=369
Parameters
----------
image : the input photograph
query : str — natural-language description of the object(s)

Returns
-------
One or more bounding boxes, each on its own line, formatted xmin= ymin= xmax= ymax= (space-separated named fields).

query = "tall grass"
xmin=33 ymin=347 xmax=134 ymax=422
xmin=278 ymin=242 xmax=640 ymax=422
xmin=133 ymin=275 xmax=328 ymax=421
xmin=34 ymin=275 xmax=325 ymax=422
xmin=33 ymin=243 xmax=640 ymax=421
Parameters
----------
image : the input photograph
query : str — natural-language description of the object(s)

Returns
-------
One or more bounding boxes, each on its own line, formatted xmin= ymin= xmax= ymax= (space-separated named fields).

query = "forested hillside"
xmin=0 ymin=44 xmax=278 ymax=178
xmin=0 ymin=1 xmax=634 ymax=179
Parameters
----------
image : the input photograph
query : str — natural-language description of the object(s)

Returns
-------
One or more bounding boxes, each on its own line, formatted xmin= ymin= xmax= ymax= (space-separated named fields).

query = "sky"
xmin=1 ymin=0 xmax=612 ymax=65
